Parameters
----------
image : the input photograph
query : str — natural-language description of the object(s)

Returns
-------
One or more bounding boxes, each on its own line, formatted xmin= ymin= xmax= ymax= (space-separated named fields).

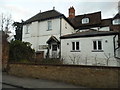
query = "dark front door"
xmin=52 ymin=44 xmax=57 ymax=58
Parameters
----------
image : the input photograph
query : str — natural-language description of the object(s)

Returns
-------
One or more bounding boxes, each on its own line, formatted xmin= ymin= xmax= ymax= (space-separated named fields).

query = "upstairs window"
xmin=72 ymin=41 xmax=80 ymax=51
xmin=47 ymin=21 xmax=52 ymax=30
xmin=112 ymin=19 xmax=120 ymax=25
xmin=26 ymin=24 xmax=30 ymax=34
xmin=82 ymin=18 xmax=89 ymax=24
xmin=92 ymin=40 xmax=103 ymax=51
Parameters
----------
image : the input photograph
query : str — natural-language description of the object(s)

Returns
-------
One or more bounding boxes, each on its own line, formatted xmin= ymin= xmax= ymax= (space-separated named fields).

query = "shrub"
xmin=9 ymin=40 xmax=35 ymax=62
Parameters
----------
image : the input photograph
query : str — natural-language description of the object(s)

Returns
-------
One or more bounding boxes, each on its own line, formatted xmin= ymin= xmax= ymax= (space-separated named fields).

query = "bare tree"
xmin=104 ymin=53 xmax=113 ymax=66
xmin=69 ymin=54 xmax=81 ymax=64
xmin=0 ymin=13 xmax=12 ymax=34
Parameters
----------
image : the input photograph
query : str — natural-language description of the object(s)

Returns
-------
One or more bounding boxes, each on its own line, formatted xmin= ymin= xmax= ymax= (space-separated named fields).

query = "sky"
xmin=0 ymin=0 xmax=120 ymax=22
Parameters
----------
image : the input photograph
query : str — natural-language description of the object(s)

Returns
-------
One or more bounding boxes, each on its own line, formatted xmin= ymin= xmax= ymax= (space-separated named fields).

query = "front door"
xmin=52 ymin=44 xmax=57 ymax=58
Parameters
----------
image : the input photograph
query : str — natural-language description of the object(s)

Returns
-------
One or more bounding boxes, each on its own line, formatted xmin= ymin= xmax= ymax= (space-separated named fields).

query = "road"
xmin=2 ymin=72 xmax=85 ymax=89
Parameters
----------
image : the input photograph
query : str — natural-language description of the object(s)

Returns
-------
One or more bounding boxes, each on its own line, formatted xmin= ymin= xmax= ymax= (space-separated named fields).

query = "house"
xmin=60 ymin=7 xmax=120 ymax=66
xmin=22 ymin=8 xmax=75 ymax=59
xmin=22 ymin=6 xmax=120 ymax=66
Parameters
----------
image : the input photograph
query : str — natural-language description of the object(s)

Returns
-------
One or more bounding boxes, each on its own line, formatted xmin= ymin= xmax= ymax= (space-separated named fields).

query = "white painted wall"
xmin=61 ymin=18 xmax=75 ymax=35
xmin=22 ymin=17 xmax=75 ymax=58
xmin=61 ymin=35 xmax=120 ymax=66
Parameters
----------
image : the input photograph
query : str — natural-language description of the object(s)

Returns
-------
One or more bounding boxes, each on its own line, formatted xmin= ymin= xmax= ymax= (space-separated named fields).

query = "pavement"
xmin=2 ymin=72 xmax=85 ymax=88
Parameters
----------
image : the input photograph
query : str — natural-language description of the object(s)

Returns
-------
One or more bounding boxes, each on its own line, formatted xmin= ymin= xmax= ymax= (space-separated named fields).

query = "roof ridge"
xmin=75 ymin=11 xmax=101 ymax=17
xmin=24 ymin=9 xmax=63 ymax=24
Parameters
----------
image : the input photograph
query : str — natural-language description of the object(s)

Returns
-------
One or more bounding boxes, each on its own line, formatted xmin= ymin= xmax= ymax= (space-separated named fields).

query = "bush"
xmin=9 ymin=40 xmax=35 ymax=62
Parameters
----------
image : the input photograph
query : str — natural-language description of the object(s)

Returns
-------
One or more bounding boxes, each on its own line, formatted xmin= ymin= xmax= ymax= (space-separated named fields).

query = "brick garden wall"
xmin=8 ymin=63 xmax=120 ymax=88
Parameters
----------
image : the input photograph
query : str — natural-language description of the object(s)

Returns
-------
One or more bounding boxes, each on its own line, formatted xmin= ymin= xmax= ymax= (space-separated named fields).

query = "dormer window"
xmin=82 ymin=18 xmax=89 ymax=24
xmin=112 ymin=19 xmax=120 ymax=25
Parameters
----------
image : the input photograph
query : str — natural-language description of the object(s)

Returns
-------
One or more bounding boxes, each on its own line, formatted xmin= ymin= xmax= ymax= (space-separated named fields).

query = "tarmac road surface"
xmin=2 ymin=72 xmax=85 ymax=89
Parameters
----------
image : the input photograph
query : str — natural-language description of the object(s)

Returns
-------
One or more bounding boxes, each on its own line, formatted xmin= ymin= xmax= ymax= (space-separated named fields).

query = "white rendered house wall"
xmin=61 ymin=35 xmax=119 ymax=66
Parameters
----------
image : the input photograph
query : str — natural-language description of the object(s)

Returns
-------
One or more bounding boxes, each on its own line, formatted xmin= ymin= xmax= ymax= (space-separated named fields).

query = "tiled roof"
xmin=68 ymin=11 xmax=101 ymax=29
xmin=60 ymin=31 xmax=118 ymax=39
xmin=23 ymin=10 xmax=63 ymax=24
xmin=113 ymin=13 xmax=120 ymax=19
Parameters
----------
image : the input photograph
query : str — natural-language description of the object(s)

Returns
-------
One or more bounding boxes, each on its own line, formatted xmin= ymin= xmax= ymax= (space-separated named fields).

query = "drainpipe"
xmin=113 ymin=35 xmax=116 ymax=58
xmin=60 ymin=17 xmax=62 ymax=59
xmin=113 ymin=34 xmax=120 ymax=59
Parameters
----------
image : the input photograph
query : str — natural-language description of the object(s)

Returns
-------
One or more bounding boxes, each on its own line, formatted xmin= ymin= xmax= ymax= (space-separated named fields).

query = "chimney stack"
xmin=69 ymin=6 xmax=75 ymax=18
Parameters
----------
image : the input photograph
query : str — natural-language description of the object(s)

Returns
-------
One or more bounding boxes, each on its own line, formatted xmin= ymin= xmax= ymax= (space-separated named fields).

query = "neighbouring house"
xmin=22 ymin=8 xmax=75 ymax=59
xmin=22 ymin=6 xmax=120 ymax=66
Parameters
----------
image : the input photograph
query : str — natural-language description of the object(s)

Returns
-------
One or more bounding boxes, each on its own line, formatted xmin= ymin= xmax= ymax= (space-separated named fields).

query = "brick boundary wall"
xmin=8 ymin=63 xmax=120 ymax=88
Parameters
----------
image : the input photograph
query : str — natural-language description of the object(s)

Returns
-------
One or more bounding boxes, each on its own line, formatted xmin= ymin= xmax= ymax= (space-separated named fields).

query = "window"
xmin=112 ymin=19 xmax=120 ymax=25
xmin=72 ymin=41 xmax=80 ymax=51
xmin=26 ymin=24 xmax=30 ymax=34
xmin=93 ymin=40 xmax=103 ymax=51
xmin=82 ymin=18 xmax=89 ymax=24
xmin=48 ymin=21 xmax=52 ymax=30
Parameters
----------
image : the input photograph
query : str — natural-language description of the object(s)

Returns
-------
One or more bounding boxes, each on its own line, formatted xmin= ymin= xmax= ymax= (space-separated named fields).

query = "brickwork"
xmin=8 ymin=63 xmax=120 ymax=88
xmin=1 ymin=31 xmax=9 ymax=71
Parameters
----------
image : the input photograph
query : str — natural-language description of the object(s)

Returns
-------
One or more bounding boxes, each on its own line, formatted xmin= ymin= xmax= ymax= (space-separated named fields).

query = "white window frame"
xmin=82 ymin=18 xmax=89 ymax=24
xmin=71 ymin=41 xmax=80 ymax=52
xmin=25 ymin=24 xmax=30 ymax=34
xmin=47 ymin=21 xmax=52 ymax=30
xmin=112 ymin=19 xmax=120 ymax=25
xmin=92 ymin=40 xmax=103 ymax=52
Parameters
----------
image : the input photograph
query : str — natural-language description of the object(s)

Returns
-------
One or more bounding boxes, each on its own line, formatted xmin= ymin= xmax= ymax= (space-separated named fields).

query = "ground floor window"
xmin=93 ymin=40 xmax=102 ymax=51
xmin=72 ymin=41 xmax=80 ymax=51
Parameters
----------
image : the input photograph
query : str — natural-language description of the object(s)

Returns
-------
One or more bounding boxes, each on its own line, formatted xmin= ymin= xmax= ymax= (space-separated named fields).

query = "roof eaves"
xmin=60 ymin=32 xmax=118 ymax=39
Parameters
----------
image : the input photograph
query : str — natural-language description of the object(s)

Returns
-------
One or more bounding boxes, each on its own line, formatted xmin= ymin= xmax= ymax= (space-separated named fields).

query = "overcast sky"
xmin=0 ymin=0 xmax=120 ymax=22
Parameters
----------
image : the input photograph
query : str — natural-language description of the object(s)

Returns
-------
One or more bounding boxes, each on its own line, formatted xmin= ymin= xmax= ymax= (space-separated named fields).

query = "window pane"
xmin=93 ymin=41 xmax=97 ymax=50
xmin=48 ymin=21 xmax=52 ymax=30
xmin=72 ymin=42 xmax=75 ymax=50
xmin=76 ymin=42 xmax=79 ymax=50
xmin=82 ymin=18 xmax=89 ymax=24
xmin=98 ymin=41 xmax=102 ymax=50
xmin=26 ymin=25 xmax=30 ymax=33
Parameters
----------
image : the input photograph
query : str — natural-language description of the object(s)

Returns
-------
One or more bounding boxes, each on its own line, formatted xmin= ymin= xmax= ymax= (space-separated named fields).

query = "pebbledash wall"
xmin=8 ymin=63 xmax=120 ymax=88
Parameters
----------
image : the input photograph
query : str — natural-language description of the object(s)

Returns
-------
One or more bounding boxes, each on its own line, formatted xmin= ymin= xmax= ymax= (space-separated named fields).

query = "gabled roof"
xmin=23 ymin=9 xmax=75 ymax=28
xmin=47 ymin=36 xmax=60 ymax=44
xmin=68 ymin=11 xmax=101 ymax=29
xmin=23 ymin=10 xmax=63 ymax=24
xmin=60 ymin=31 xmax=118 ymax=39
